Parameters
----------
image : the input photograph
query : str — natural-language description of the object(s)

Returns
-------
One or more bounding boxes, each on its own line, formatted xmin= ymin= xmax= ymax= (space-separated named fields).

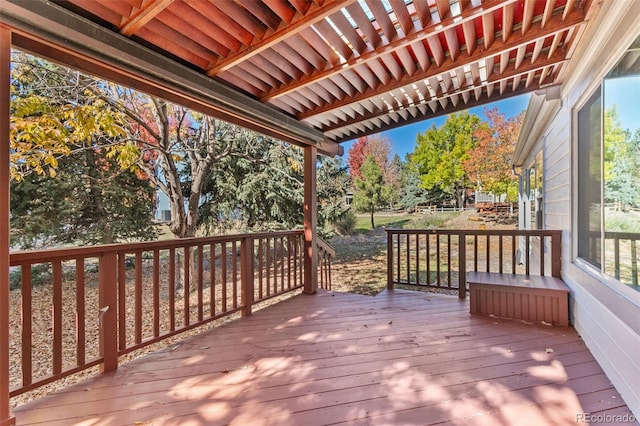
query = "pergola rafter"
xmin=20 ymin=0 xmax=592 ymax=146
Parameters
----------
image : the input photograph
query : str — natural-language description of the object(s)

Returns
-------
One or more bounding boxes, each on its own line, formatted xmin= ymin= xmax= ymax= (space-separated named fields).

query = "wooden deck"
xmin=13 ymin=290 xmax=636 ymax=425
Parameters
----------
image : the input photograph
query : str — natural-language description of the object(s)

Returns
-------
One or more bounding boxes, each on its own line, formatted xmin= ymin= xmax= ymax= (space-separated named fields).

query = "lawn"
xmin=330 ymin=211 xmax=464 ymax=295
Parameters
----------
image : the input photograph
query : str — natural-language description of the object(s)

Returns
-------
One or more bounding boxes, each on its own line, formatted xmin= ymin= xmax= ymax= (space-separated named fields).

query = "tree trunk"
xmin=370 ymin=206 xmax=375 ymax=229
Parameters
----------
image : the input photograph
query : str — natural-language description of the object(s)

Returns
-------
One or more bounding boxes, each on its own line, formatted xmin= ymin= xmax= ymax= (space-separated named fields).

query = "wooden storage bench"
xmin=467 ymin=271 xmax=570 ymax=326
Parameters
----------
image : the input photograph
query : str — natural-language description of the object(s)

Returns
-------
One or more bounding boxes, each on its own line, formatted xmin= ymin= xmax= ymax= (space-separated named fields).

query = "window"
xmin=577 ymin=34 xmax=640 ymax=289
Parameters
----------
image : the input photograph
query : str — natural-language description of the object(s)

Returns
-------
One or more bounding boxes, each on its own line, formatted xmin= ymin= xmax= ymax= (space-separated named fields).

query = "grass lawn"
xmin=330 ymin=211 xmax=463 ymax=296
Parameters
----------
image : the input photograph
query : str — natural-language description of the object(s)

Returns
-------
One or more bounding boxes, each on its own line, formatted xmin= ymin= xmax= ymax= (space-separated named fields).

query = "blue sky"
xmin=605 ymin=75 xmax=640 ymax=132
xmin=341 ymin=93 xmax=532 ymax=161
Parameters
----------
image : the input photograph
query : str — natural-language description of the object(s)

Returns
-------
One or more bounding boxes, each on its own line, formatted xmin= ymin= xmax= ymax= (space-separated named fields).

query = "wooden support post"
xmin=98 ymin=252 xmax=118 ymax=373
xmin=303 ymin=145 xmax=318 ymax=294
xmin=241 ymin=236 xmax=254 ymax=316
xmin=0 ymin=25 xmax=15 ymax=426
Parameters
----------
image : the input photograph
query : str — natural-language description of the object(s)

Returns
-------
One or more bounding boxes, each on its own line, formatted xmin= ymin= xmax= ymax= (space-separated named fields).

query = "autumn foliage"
xmin=463 ymin=107 xmax=524 ymax=201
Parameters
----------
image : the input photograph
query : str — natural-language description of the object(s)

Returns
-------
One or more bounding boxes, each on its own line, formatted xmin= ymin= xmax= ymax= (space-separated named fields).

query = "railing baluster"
xmin=396 ymin=233 xmax=401 ymax=284
xmin=499 ymin=235 xmax=503 ymax=274
xmin=52 ymin=261 xmax=63 ymax=375
xmin=614 ymin=236 xmax=621 ymax=280
xmin=632 ymin=239 xmax=638 ymax=286
xmin=539 ymin=236 xmax=545 ymax=276
xmin=75 ymin=258 xmax=85 ymax=367
xmin=525 ymin=235 xmax=531 ymax=275
xmin=436 ymin=233 xmax=441 ymax=285
xmin=280 ymin=237 xmax=285 ymax=292
xmin=153 ymin=249 xmax=160 ymax=337
xmin=168 ymin=248 xmax=176 ymax=332
xmin=473 ymin=235 xmax=478 ymax=271
xmin=197 ymin=245 xmax=204 ymax=322
xmin=447 ymin=234 xmax=452 ymax=288
xmin=210 ymin=244 xmax=216 ymax=316
xmin=426 ymin=233 xmax=430 ymax=285
xmin=415 ymin=232 xmax=420 ymax=286
xmin=511 ymin=236 xmax=516 ymax=274
xmin=485 ymin=235 xmax=490 ymax=272
xmin=459 ymin=233 xmax=466 ymax=299
xmin=135 ymin=252 xmax=143 ymax=344
xmin=258 ymin=239 xmax=264 ymax=299
xmin=406 ymin=233 xmax=411 ymax=284
xmin=266 ymin=238 xmax=271 ymax=297
xmin=287 ymin=237 xmax=292 ymax=290
xmin=183 ymin=247 xmax=190 ymax=326
xmin=232 ymin=240 xmax=238 ymax=310
xmin=21 ymin=265 xmax=32 ymax=387
xmin=117 ymin=253 xmax=126 ymax=350
xmin=387 ymin=231 xmax=394 ymax=290
xmin=221 ymin=242 xmax=227 ymax=313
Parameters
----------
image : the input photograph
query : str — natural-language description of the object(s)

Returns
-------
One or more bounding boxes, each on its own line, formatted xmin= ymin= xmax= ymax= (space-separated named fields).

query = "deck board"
xmin=13 ymin=289 xmax=637 ymax=425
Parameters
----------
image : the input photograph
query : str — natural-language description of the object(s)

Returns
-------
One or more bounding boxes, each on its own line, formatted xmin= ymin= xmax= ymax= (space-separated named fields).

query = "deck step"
xmin=467 ymin=271 xmax=570 ymax=326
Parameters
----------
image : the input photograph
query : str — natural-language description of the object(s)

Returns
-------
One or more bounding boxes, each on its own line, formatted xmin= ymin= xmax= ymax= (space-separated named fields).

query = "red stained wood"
xmin=13 ymin=290 xmax=634 ymax=425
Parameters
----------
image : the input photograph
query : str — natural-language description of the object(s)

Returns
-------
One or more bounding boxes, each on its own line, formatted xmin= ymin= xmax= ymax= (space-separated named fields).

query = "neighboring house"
xmin=514 ymin=0 xmax=640 ymax=417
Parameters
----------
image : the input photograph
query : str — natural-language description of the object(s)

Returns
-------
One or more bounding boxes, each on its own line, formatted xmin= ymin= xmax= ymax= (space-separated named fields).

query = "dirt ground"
xmin=330 ymin=209 xmax=517 ymax=295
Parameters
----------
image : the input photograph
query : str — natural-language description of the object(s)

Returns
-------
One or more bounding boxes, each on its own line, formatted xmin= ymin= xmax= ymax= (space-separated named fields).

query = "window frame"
xmin=572 ymin=36 xmax=640 ymax=299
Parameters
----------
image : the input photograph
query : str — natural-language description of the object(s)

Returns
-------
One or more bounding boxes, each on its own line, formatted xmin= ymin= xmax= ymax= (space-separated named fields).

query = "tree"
xmin=317 ymin=156 xmax=352 ymax=234
xmin=400 ymin=164 xmax=427 ymax=213
xmin=604 ymin=106 xmax=640 ymax=209
xmin=347 ymin=136 xmax=368 ymax=179
xmin=347 ymin=135 xmax=393 ymax=180
xmin=463 ymin=108 xmax=523 ymax=202
xmin=10 ymin=51 xmax=157 ymax=247
xmin=352 ymin=156 xmax=391 ymax=229
xmin=11 ymin=51 xmax=235 ymax=239
xmin=11 ymin=151 xmax=157 ymax=248
xmin=410 ymin=112 xmax=483 ymax=207
xmin=386 ymin=154 xmax=404 ymax=208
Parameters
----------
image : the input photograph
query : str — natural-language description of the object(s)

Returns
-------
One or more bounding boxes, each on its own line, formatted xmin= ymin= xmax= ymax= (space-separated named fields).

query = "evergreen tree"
xmin=353 ymin=156 xmax=391 ymax=229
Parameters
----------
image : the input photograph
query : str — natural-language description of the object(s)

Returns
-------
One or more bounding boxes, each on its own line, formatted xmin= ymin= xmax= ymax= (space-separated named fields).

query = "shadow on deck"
xmin=14 ymin=290 xmax=635 ymax=425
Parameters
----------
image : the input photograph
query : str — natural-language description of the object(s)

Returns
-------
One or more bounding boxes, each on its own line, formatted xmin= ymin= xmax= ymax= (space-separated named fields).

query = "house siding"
xmin=518 ymin=1 xmax=640 ymax=418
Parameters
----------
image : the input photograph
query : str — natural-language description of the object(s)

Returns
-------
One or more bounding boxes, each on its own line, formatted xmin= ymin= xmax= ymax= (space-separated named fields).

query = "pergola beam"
xmin=120 ymin=0 xmax=175 ymax=36
xmin=207 ymin=0 xmax=357 ymax=76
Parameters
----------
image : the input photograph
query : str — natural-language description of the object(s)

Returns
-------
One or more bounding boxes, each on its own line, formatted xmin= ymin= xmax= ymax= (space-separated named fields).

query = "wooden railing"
xmin=386 ymin=229 xmax=562 ymax=298
xmin=8 ymin=230 xmax=308 ymax=398
xmin=605 ymin=231 xmax=640 ymax=285
xmin=317 ymin=237 xmax=335 ymax=290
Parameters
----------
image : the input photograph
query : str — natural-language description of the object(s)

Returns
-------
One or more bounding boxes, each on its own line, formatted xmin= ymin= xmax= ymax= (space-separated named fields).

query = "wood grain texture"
xmin=13 ymin=290 xmax=633 ymax=425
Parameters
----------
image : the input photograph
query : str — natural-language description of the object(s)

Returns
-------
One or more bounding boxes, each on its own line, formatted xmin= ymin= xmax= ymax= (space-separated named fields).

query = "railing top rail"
xmin=10 ymin=229 xmax=305 ymax=264
xmin=317 ymin=237 xmax=336 ymax=257
xmin=385 ymin=228 xmax=562 ymax=237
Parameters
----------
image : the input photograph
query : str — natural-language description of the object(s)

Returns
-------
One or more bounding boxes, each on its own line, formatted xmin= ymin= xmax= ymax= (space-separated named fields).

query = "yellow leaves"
xmin=10 ymin=93 xmax=132 ymax=180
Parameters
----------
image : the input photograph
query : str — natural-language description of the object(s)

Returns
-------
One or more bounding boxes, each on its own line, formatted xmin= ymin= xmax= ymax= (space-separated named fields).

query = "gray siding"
xmin=523 ymin=2 xmax=640 ymax=417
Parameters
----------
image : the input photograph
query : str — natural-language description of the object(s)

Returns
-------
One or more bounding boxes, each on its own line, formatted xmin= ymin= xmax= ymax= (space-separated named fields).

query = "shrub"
xmin=9 ymin=264 xmax=53 ymax=290
xmin=334 ymin=210 xmax=356 ymax=235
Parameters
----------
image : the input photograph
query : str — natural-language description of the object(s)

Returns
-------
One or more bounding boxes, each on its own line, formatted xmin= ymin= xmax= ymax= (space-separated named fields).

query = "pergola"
xmin=0 ymin=0 xmax=595 ymax=424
